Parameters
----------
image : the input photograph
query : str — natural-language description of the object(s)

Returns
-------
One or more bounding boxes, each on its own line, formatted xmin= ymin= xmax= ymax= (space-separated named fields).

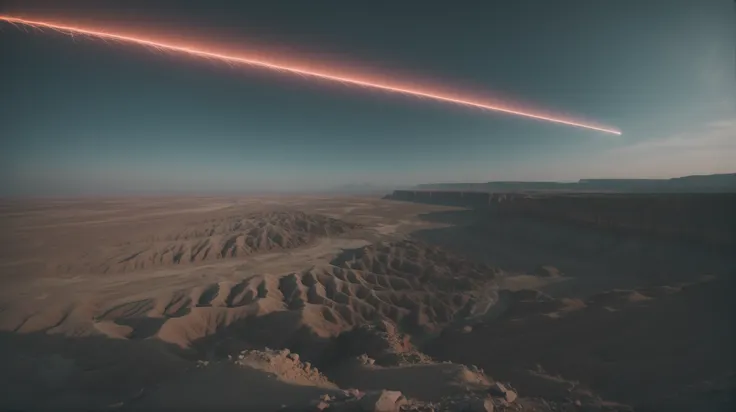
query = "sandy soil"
xmin=0 ymin=195 xmax=733 ymax=411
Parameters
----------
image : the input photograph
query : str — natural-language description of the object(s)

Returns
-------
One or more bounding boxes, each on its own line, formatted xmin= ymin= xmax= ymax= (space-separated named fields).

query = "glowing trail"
xmin=0 ymin=15 xmax=621 ymax=135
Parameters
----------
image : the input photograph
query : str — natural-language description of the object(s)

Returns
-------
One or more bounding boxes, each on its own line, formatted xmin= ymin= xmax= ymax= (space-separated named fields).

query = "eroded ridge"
xmin=56 ymin=211 xmax=361 ymax=273
xmin=78 ymin=241 xmax=501 ymax=348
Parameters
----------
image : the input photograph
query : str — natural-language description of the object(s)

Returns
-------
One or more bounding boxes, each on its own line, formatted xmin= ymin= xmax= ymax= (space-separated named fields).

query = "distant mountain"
xmin=326 ymin=183 xmax=402 ymax=195
xmin=412 ymin=173 xmax=736 ymax=193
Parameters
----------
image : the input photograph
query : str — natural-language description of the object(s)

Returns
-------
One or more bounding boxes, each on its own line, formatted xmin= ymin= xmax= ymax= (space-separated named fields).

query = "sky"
xmin=1 ymin=0 xmax=734 ymax=196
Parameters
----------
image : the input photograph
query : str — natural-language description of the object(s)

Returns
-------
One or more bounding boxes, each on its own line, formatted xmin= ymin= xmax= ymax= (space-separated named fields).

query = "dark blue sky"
xmin=2 ymin=0 xmax=734 ymax=195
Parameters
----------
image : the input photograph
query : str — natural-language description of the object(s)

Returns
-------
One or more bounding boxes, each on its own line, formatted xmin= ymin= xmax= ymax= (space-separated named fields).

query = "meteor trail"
xmin=1 ymin=15 xmax=621 ymax=135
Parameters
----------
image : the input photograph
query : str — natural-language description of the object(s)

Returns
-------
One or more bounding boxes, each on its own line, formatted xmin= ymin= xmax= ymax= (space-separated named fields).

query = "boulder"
xmin=359 ymin=390 xmax=406 ymax=412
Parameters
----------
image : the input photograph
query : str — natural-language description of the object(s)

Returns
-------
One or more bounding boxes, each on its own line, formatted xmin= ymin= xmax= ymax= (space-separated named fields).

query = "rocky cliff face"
xmin=387 ymin=191 xmax=736 ymax=248
xmin=411 ymin=173 xmax=736 ymax=193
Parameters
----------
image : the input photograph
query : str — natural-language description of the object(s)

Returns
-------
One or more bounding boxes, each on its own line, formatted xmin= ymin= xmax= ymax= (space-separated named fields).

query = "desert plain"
xmin=0 ymin=193 xmax=733 ymax=411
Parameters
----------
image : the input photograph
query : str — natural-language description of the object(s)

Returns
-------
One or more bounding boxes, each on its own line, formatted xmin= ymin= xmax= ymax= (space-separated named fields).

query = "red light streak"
xmin=1 ymin=15 xmax=621 ymax=135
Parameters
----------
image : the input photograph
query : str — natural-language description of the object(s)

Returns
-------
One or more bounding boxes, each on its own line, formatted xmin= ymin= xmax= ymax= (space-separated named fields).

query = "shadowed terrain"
xmin=0 ymin=195 xmax=733 ymax=411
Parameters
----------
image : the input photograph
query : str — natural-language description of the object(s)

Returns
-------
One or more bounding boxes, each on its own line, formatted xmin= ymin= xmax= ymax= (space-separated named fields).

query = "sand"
xmin=0 ymin=195 xmax=733 ymax=411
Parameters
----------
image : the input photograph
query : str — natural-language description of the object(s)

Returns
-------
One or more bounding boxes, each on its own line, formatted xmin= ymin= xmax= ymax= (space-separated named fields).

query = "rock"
xmin=312 ymin=401 xmax=331 ymax=411
xmin=288 ymin=353 xmax=300 ymax=362
xmin=359 ymin=390 xmax=406 ymax=412
xmin=342 ymin=389 xmax=363 ymax=399
xmin=489 ymin=383 xmax=517 ymax=403
xmin=466 ymin=397 xmax=495 ymax=412
xmin=488 ymin=383 xmax=506 ymax=397
xmin=461 ymin=325 xmax=473 ymax=333
xmin=358 ymin=354 xmax=377 ymax=366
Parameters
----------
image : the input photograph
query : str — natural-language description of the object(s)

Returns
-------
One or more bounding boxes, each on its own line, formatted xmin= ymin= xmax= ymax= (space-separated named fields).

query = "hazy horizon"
xmin=2 ymin=0 xmax=735 ymax=196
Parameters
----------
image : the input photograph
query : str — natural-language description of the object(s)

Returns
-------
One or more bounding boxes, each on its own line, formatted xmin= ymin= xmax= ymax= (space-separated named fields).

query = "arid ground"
xmin=0 ymin=195 xmax=733 ymax=411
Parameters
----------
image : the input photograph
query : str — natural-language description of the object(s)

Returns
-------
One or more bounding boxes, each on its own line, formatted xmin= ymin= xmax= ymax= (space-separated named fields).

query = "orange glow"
xmin=1 ymin=15 xmax=621 ymax=135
